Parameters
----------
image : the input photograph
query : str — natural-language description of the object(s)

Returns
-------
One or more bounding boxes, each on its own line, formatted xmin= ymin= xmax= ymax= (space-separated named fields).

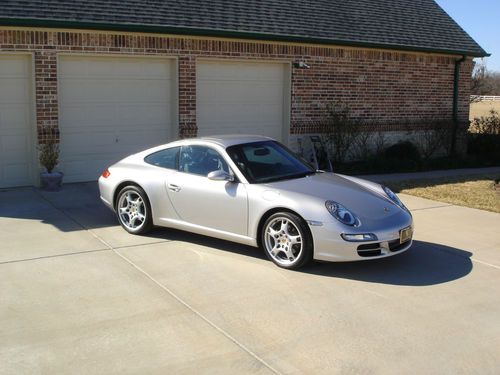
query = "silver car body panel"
xmin=99 ymin=135 xmax=413 ymax=262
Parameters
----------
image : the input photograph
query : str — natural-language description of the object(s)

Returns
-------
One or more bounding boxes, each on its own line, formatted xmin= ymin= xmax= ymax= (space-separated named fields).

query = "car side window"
xmin=179 ymin=145 xmax=229 ymax=176
xmin=144 ymin=147 xmax=180 ymax=170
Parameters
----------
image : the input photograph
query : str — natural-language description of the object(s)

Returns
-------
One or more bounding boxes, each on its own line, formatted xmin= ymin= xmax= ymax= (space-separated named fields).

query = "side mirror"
xmin=207 ymin=170 xmax=234 ymax=182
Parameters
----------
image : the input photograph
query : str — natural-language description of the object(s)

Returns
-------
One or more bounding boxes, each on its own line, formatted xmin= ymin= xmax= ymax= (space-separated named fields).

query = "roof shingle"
xmin=0 ymin=0 xmax=488 ymax=56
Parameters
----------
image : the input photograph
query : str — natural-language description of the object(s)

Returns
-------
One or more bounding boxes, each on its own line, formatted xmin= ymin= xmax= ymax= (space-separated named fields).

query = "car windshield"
xmin=226 ymin=141 xmax=315 ymax=183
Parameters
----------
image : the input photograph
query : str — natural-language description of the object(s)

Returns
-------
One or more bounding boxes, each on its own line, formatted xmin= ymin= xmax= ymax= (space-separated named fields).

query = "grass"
xmin=386 ymin=174 xmax=500 ymax=213
xmin=470 ymin=101 xmax=500 ymax=120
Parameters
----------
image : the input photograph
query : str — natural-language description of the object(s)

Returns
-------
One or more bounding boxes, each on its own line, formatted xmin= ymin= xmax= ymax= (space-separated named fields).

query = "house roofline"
xmin=0 ymin=17 xmax=491 ymax=58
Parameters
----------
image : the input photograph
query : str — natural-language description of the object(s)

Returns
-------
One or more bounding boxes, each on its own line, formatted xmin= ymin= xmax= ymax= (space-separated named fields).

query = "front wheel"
xmin=261 ymin=212 xmax=313 ymax=269
xmin=115 ymin=185 xmax=153 ymax=235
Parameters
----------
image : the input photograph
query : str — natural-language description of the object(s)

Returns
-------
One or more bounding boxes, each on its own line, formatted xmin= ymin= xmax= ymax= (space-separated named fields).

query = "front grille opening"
xmin=357 ymin=243 xmax=382 ymax=257
xmin=357 ymin=243 xmax=381 ymax=251
xmin=389 ymin=239 xmax=407 ymax=252
xmin=357 ymin=249 xmax=382 ymax=257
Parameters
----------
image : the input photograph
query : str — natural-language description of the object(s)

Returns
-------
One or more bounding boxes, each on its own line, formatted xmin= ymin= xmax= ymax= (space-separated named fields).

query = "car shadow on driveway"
xmin=147 ymin=228 xmax=473 ymax=287
xmin=300 ymin=240 xmax=473 ymax=286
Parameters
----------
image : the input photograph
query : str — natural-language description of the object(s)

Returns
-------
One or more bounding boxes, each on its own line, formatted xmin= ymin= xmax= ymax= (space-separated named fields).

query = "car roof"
xmin=198 ymin=134 xmax=273 ymax=147
xmin=158 ymin=134 xmax=273 ymax=149
xmin=130 ymin=134 xmax=274 ymax=159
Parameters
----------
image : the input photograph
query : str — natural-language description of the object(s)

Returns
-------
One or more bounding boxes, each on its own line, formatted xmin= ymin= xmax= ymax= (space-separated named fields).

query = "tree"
xmin=471 ymin=60 xmax=500 ymax=101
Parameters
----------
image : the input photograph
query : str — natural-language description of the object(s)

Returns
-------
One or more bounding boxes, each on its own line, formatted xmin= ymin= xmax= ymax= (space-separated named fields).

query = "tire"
xmin=261 ymin=212 xmax=313 ymax=269
xmin=115 ymin=185 xmax=153 ymax=235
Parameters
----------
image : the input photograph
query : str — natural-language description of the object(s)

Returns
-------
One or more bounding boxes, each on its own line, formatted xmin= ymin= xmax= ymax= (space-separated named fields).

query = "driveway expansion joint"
xmin=34 ymin=188 xmax=282 ymax=375
xmin=0 ymin=248 xmax=111 ymax=265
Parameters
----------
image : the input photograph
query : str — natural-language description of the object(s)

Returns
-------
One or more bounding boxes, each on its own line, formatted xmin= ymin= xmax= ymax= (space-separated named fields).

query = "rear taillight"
xmin=102 ymin=169 xmax=111 ymax=178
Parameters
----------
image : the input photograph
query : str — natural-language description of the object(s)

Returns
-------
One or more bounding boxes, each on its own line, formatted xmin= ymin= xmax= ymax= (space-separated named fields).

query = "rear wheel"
xmin=261 ymin=212 xmax=313 ymax=269
xmin=116 ymin=185 xmax=153 ymax=235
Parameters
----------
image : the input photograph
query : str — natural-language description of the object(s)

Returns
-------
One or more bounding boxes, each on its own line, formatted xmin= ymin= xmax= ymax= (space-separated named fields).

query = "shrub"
xmin=384 ymin=141 xmax=421 ymax=164
xmin=39 ymin=140 xmax=59 ymax=173
xmin=321 ymin=101 xmax=363 ymax=164
xmin=411 ymin=120 xmax=454 ymax=160
xmin=468 ymin=110 xmax=500 ymax=163
xmin=469 ymin=109 xmax=500 ymax=135
xmin=467 ymin=134 xmax=500 ymax=163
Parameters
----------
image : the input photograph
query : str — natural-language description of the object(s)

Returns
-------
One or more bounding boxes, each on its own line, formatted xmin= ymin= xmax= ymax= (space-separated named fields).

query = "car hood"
xmin=265 ymin=172 xmax=401 ymax=221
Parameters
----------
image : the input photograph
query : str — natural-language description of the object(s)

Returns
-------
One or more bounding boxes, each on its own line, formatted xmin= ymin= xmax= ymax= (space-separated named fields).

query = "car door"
xmin=166 ymin=144 xmax=248 ymax=236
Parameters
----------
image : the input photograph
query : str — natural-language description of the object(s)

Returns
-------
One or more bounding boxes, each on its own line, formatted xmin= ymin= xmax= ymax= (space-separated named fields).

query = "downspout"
xmin=451 ymin=55 xmax=467 ymax=156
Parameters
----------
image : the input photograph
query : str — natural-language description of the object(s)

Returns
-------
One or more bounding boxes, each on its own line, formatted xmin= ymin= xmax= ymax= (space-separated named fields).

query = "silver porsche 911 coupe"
xmin=98 ymin=135 xmax=413 ymax=269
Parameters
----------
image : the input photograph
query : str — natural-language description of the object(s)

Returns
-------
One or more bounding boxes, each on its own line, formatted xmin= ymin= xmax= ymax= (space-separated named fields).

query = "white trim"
xmin=471 ymin=95 xmax=500 ymax=102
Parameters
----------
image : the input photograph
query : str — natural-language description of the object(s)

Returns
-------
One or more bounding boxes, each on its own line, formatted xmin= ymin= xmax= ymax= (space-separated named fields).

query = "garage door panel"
xmin=60 ymin=131 xmax=116 ymax=153
xmin=198 ymin=81 xmax=283 ymax=103
xmin=199 ymin=102 xmax=281 ymax=123
xmin=0 ymin=79 xmax=30 ymax=103
xmin=0 ymin=104 xmax=30 ymax=129
xmin=60 ymin=104 xmax=117 ymax=127
xmin=198 ymin=61 xmax=284 ymax=80
xmin=3 ymin=163 xmax=31 ymax=183
xmin=0 ymin=56 xmax=30 ymax=77
xmin=1 ymin=134 xmax=30 ymax=156
xmin=61 ymin=158 xmax=110 ymax=182
xmin=197 ymin=61 xmax=286 ymax=140
xmin=111 ymin=80 xmax=171 ymax=102
xmin=115 ymin=104 xmax=170 ymax=127
xmin=60 ymin=56 xmax=172 ymax=78
xmin=0 ymin=55 xmax=33 ymax=188
xmin=61 ymin=103 xmax=170 ymax=129
xmin=59 ymin=56 xmax=174 ymax=182
xmin=116 ymin=129 xmax=169 ymax=148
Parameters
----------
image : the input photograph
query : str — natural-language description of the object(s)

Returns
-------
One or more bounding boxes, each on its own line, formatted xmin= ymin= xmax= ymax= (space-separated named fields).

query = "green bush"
xmin=39 ymin=141 xmax=59 ymax=173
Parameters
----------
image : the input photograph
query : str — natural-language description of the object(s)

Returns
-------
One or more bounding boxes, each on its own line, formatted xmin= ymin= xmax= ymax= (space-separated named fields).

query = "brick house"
xmin=0 ymin=0 xmax=488 ymax=187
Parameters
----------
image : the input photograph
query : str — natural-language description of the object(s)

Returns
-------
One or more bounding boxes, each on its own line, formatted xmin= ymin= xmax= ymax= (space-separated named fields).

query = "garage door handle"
xmin=168 ymin=184 xmax=181 ymax=192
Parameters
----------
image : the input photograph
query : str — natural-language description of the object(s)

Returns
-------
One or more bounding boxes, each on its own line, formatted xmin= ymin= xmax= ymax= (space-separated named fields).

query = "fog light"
xmin=341 ymin=233 xmax=378 ymax=242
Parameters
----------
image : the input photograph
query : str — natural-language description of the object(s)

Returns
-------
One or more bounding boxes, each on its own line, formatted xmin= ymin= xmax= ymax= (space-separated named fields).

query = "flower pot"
xmin=40 ymin=171 xmax=63 ymax=191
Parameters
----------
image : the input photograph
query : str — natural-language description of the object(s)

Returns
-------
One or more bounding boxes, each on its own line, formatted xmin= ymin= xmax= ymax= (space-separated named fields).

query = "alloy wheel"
xmin=264 ymin=217 xmax=303 ymax=266
xmin=117 ymin=190 xmax=147 ymax=231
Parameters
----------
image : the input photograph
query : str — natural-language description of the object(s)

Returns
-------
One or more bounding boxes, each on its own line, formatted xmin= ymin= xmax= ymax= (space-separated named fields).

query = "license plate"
xmin=399 ymin=226 xmax=413 ymax=244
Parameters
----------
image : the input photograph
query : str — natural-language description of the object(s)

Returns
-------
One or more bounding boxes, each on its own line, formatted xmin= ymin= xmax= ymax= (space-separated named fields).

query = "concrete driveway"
xmin=1 ymin=183 xmax=499 ymax=374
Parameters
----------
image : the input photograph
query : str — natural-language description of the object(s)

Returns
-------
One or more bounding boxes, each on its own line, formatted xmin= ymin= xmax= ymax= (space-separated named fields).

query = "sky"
xmin=435 ymin=0 xmax=500 ymax=72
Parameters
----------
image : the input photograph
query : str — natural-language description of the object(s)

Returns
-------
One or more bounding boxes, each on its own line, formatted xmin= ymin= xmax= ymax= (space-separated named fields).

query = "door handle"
xmin=168 ymin=184 xmax=181 ymax=192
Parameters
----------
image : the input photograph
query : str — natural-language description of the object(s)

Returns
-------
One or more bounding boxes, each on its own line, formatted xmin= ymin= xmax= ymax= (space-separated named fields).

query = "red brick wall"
xmin=0 ymin=28 xmax=473 ymax=143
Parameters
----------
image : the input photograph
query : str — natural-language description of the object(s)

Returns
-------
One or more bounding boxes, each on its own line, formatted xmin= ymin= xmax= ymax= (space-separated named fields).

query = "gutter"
xmin=0 ymin=17 xmax=491 ymax=58
xmin=450 ymin=55 xmax=467 ymax=156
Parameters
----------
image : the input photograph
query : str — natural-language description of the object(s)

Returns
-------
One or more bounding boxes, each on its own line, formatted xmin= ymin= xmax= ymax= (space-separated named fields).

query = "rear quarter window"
xmin=144 ymin=147 xmax=180 ymax=170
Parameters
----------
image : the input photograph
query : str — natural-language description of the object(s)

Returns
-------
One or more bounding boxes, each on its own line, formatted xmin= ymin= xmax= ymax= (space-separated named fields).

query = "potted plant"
xmin=39 ymin=140 xmax=63 ymax=191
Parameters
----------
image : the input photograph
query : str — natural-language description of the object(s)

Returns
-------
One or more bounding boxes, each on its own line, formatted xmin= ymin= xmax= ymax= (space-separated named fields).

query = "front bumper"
xmin=310 ymin=216 xmax=414 ymax=262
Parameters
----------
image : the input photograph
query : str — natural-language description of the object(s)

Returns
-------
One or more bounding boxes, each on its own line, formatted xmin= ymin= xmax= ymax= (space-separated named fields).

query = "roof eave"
xmin=0 ymin=17 xmax=491 ymax=58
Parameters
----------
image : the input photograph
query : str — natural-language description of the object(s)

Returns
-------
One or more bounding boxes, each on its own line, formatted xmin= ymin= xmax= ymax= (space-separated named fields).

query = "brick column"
xmin=34 ymin=50 xmax=59 ymax=144
xmin=178 ymin=55 xmax=197 ymax=138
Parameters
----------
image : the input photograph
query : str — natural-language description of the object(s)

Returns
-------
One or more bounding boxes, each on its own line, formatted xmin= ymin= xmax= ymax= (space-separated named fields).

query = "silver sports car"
xmin=98 ymin=135 xmax=413 ymax=269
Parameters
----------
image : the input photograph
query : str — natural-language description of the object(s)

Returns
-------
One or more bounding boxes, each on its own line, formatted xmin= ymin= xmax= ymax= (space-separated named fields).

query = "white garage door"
xmin=59 ymin=56 xmax=175 ymax=182
xmin=0 ymin=55 xmax=34 ymax=188
xmin=197 ymin=60 xmax=288 ymax=141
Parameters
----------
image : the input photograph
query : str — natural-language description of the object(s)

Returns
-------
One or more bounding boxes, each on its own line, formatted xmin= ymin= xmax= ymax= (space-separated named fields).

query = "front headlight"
xmin=382 ymin=186 xmax=408 ymax=211
xmin=325 ymin=201 xmax=359 ymax=226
